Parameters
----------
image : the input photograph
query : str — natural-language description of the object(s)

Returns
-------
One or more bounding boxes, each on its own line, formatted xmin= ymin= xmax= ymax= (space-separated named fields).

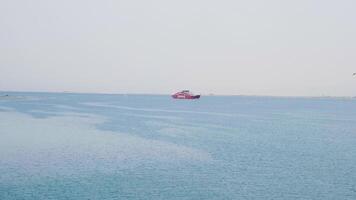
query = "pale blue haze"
xmin=1 ymin=92 xmax=356 ymax=199
xmin=1 ymin=0 xmax=356 ymax=96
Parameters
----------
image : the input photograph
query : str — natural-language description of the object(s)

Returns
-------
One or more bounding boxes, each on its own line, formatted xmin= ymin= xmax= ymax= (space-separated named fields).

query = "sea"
xmin=1 ymin=92 xmax=356 ymax=200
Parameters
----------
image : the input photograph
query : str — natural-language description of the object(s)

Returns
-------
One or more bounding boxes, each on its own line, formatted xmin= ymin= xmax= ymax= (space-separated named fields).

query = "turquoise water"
xmin=1 ymin=92 xmax=356 ymax=199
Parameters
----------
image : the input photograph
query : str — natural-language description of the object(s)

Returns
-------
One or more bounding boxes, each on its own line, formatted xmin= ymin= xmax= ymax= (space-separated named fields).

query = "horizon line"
xmin=1 ymin=90 xmax=355 ymax=99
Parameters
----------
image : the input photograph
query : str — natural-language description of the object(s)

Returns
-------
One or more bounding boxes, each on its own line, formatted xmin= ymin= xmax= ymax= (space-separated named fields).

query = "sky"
xmin=0 ymin=0 xmax=355 ymax=96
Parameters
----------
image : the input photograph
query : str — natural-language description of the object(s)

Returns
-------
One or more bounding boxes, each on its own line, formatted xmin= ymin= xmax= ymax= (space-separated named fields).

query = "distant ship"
xmin=172 ymin=90 xmax=200 ymax=99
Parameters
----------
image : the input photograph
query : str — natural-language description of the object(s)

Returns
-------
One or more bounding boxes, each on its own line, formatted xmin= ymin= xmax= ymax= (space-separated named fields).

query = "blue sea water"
xmin=1 ymin=92 xmax=356 ymax=200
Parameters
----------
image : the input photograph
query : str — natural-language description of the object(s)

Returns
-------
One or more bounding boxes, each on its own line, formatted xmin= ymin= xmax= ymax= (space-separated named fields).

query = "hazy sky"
xmin=1 ymin=0 xmax=355 ymax=96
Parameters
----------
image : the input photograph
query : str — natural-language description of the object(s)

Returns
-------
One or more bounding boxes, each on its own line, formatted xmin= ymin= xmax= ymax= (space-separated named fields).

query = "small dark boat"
xmin=171 ymin=90 xmax=200 ymax=99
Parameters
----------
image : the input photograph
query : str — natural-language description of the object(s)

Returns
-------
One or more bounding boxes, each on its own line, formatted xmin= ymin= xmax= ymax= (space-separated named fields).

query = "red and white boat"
xmin=171 ymin=90 xmax=200 ymax=99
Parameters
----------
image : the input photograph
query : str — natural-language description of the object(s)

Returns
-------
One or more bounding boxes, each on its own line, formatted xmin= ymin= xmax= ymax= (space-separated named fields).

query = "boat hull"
xmin=171 ymin=94 xmax=200 ymax=99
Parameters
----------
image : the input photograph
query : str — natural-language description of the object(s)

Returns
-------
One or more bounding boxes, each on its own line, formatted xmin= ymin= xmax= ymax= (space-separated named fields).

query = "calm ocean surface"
xmin=1 ymin=92 xmax=356 ymax=199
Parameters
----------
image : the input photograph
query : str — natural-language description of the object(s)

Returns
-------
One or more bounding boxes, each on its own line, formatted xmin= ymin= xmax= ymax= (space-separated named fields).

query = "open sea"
xmin=1 ymin=92 xmax=356 ymax=200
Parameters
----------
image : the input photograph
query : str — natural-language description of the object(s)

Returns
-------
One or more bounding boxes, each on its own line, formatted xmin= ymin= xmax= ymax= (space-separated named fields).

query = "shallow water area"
xmin=1 ymin=92 xmax=356 ymax=199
